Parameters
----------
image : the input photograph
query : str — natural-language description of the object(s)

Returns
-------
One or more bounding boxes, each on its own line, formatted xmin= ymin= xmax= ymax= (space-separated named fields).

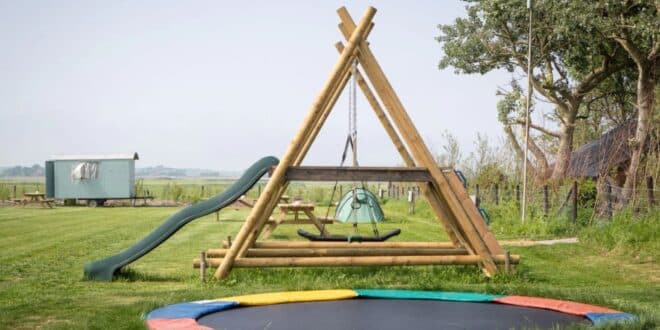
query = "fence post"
xmin=475 ymin=184 xmax=480 ymax=208
xmin=647 ymin=176 xmax=655 ymax=207
xmin=200 ymin=251 xmax=207 ymax=282
xmin=607 ymin=184 xmax=613 ymax=220
xmin=494 ymin=184 xmax=499 ymax=205
xmin=408 ymin=189 xmax=415 ymax=215
xmin=13 ymin=185 xmax=17 ymax=199
xmin=201 ymin=185 xmax=205 ymax=196
xmin=571 ymin=180 xmax=578 ymax=224
xmin=543 ymin=185 xmax=549 ymax=216
xmin=516 ymin=184 xmax=520 ymax=204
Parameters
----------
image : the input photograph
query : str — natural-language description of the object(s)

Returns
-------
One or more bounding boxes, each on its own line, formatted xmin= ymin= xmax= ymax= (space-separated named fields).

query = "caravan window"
xmin=71 ymin=162 xmax=99 ymax=181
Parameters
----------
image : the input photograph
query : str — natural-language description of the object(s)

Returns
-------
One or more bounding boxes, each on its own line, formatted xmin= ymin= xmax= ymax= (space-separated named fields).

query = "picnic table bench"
xmin=261 ymin=202 xmax=333 ymax=239
xmin=18 ymin=192 xmax=54 ymax=208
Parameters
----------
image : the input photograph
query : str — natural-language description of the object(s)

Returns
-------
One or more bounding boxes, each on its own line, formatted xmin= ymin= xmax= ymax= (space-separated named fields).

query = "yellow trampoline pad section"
xmin=215 ymin=289 xmax=358 ymax=306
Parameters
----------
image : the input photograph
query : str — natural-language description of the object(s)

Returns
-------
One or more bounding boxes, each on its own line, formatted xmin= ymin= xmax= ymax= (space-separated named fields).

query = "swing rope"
xmin=320 ymin=59 xmax=379 ymax=238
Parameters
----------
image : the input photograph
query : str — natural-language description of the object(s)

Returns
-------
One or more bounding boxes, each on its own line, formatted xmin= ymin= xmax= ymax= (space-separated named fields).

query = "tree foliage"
xmin=438 ymin=0 xmax=656 ymax=186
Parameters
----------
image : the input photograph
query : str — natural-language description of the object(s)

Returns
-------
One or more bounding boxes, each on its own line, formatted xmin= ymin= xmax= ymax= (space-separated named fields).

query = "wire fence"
xmin=1 ymin=175 xmax=656 ymax=222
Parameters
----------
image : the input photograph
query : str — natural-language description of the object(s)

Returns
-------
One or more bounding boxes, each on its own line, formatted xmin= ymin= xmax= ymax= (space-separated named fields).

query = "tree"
xmin=586 ymin=1 xmax=658 ymax=202
xmin=496 ymin=82 xmax=550 ymax=179
xmin=437 ymin=0 xmax=626 ymax=179
xmin=435 ymin=130 xmax=463 ymax=167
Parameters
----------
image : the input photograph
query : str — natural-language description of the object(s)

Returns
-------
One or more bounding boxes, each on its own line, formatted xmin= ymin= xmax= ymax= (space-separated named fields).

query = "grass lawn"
xmin=0 ymin=203 xmax=657 ymax=329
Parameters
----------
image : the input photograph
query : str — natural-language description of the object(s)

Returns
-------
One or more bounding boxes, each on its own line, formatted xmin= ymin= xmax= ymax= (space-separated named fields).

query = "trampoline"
xmin=146 ymin=289 xmax=636 ymax=330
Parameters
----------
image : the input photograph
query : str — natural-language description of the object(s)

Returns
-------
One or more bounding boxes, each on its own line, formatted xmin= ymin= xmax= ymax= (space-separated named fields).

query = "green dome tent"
xmin=334 ymin=188 xmax=384 ymax=223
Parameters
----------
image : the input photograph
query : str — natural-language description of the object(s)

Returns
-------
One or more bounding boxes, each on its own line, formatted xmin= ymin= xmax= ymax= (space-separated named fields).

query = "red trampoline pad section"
xmin=494 ymin=296 xmax=621 ymax=316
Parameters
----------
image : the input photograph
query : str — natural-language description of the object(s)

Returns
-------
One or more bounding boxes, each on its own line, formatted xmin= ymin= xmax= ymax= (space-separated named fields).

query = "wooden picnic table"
xmin=261 ymin=202 xmax=333 ymax=239
xmin=19 ymin=192 xmax=54 ymax=208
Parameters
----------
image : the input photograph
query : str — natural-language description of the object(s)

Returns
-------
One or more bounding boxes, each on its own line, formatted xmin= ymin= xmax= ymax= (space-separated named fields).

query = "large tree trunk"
xmin=551 ymin=115 xmax=577 ymax=179
xmin=622 ymin=64 xmax=656 ymax=202
xmin=526 ymin=133 xmax=550 ymax=179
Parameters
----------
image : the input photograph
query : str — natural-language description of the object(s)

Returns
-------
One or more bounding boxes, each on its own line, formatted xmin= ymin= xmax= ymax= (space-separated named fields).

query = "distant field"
xmin=0 ymin=196 xmax=657 ymax=329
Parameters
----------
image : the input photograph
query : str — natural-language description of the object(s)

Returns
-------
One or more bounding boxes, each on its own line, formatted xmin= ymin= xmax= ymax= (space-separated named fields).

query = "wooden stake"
xmin=572 ymin=180 xmax=578 ymax=224
xmin=200 ymin=251 xmax=207 ymax=282
xmin=543 ymin=184 xmax=549 ymax=216
xmin=647 ymin=176 xmax=654 ymax=206
xmin=607 ymin=184 xmax=613 ymax=220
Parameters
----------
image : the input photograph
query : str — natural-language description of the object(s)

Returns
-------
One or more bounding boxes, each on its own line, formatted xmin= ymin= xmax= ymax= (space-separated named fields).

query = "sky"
xmin=0 ymin=0 xmax=520 ymax=171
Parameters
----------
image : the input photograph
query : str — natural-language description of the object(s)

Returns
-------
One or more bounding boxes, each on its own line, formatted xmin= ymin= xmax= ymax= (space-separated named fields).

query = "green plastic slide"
xmin=84 ymin=156 xmax=279 ymax=281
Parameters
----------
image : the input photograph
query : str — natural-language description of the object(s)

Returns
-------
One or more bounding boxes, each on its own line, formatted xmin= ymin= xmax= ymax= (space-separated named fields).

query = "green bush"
xmin=0 ymin=184 xmax=9 ymax=200
xmin=580 ymin=209 xmax=660 ymax=259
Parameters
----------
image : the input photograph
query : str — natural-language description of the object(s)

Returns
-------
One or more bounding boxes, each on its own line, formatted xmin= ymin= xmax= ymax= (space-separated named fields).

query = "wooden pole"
xmin=475 ymin=184 xmax=480 ymax=208
xmin=214 ymin=7 xmax=377 ymax=280
xmin=543 ymin=184 xmax=549 ymax=216
xmin=224 ymin=241 xmax=456 ymax=249
xmin=607 ymin=184 xmax=613 ymax=220
xmin=204 ymin=247 xmax=468 ymax=258
xmin=494 ymin=183 xmax=499 ymax=205
xmin=200 ymin=251 xmax=207 ymax=282
xmin=516 ymin=184 xmax=520 ymax=204
xmin=201 ymin=254 xmax=519 ymax=268
xmin=647 ymin=176 xmax=655 ymax=207
xmin=571 ymin=180 xmax=578 ymax=224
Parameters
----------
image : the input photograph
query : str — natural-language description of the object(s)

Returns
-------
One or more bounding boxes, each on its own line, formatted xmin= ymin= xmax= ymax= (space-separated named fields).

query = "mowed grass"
xmin=0 ymin=203 xmax=657 ymax=329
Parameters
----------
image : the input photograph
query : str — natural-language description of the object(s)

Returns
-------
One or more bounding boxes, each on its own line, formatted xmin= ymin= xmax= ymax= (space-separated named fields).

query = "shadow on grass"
xmin=113 ymin=268 xmax=181 ymax=282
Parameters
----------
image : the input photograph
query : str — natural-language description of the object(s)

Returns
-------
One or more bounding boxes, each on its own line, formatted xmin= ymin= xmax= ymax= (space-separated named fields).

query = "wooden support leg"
xmin=261 ymin=207 xmax=287 ymax=239
xmin=337 ymin=9 xmax=500 ymax=275
xmin=214 ymin=7 xmax=377 ymax=280
xmin=303 ymin=209 xmax=329 ymax=236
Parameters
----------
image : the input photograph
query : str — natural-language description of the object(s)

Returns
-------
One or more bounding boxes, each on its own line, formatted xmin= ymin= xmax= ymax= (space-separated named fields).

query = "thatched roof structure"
xmin=567 ymin=120 xmax=637 ymax=178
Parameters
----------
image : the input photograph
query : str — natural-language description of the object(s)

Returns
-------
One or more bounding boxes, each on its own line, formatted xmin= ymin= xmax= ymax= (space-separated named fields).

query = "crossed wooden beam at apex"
xmin=205 ymin=6 xmax=516 ymax=280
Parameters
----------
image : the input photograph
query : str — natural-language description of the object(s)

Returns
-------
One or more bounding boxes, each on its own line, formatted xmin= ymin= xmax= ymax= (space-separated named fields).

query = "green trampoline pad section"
xmin=355 ymin=289 xmax=504 ymax=302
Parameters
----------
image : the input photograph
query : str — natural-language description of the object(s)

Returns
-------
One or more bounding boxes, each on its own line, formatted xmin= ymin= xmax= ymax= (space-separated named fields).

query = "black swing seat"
xmin=297 ymin=228 xmax=401 ymax=242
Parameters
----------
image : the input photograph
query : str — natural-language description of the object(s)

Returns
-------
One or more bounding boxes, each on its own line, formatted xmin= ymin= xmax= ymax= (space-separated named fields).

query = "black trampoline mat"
xmin=197 ymin=298 xmax=589 ymax=330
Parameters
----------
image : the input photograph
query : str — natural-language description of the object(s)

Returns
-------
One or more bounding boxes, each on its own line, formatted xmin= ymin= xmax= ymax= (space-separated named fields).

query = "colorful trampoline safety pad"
xmin=355 ymin=289 xmax=504 ymax=302
xmin=585 ymin=312 xmax=639 ymax=326
xmin=146 ymin=289 xmax=638 ymax=329
xmin=215 ymin=289 xmax=357 ymax=306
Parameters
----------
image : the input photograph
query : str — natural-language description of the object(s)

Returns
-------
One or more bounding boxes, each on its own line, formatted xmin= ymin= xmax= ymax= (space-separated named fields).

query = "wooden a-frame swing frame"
xmin=203 ymin=7 xmax=518 ymax=280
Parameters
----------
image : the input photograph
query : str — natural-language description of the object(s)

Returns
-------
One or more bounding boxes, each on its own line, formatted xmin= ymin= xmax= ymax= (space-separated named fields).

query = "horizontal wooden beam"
xmin=203 ymin=247 xmax=468 ymax=258
xmin=197 ymin=254 xmax=519 ymax=268
xmin=217 ymin=219 xmax=333 ymax=225
xmin=284 ymin=166 xmax=438 ymax=182
xmin=224 ymin=241 xmax=456 ymax=249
